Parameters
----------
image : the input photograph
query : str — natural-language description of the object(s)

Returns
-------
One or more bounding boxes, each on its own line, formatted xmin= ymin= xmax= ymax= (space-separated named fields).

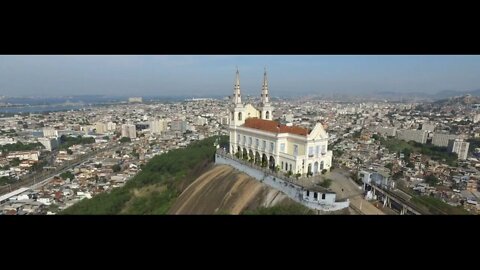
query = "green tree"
xmin=112 ymin=164 xmax=122 ymax=172
xmin=61 ymin=136 xmax=228 ymax=215
xmin=60 ymin=171 xmax=75 ymax=180
xmin=319 ymin=178 xmax=332 ymax=188
xmin=425 ymin=175 xmax=439 ymax=186
xmin=9 ymin=158 xmax=21 ymax=167
xmin=120 ymin=137 xmax=131 ymax=143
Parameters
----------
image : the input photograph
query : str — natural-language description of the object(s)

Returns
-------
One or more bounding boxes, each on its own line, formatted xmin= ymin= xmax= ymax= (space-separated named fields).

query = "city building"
xmin=121 ymin=124 xmax=137 ymax=139
xmin=195 ymin=116 xmax=207 ymax=126
xmin=421 ymin=123 xmax=436 ymax=132
xmin=0 ymin=137 xmax=17 ymax=146
xmin=466 ymin=179 xmax=478 ymax=192
xmin=38 ymin=137 xmax=59 ymax=151
xmin=149 ymin=119 xmax=167 ymax=134
xmin=376 ymin=126 xmax=397 ymax=137
xmin=432 ymin=133 xmax=458 ymax=147
xmin=43 ymin=127 xmax=58 ymax=137
xmin=358 ymin=169 xmax=392 ymax=190
xmin=396 ymin=129 xmax=428 ymax=144
xmin=106 ymin=121 xmax=117 ymax=132
xmin=474 ymin=114 xmax=480 ymax=123
xmin=128 ymin=97 xmax=143 ymax=103
xmin=220 ymin=116 xmax=229 ymax=125
xmin=95 ymin=122 xmax=108 ymax=134
xmin=284 ymin=113 xmax=294 ymax=123
xmin=6 ymin=151 xmax=40 ymax=161
xmin=228 ymin=68 xmax=332 ymax=176
xmin=171 ymin=120 xmax=187 ymax=133
xmin=447 ymin=139 xmax=469 ymax=160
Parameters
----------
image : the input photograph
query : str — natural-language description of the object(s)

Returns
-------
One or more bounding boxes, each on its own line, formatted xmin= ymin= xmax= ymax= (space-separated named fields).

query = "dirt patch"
xmin=168 ymin=165 xmax=293 ymax=214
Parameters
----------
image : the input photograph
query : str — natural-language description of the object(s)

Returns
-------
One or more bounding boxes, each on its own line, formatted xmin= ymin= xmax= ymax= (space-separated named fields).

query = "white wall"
xmin=215 ymin=154 xmax=349 ymax=212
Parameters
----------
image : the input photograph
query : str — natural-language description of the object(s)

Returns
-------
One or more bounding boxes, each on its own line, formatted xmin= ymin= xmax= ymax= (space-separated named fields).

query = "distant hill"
xmin=432 ymin=93 xmax=480 ymax=106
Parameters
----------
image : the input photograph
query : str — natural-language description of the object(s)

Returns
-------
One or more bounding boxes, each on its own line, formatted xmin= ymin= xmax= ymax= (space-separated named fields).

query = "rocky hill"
xmin=61 ymin=136 xmax=317 ymax=215
xmin=169 ymin=164 xmax=310 ymax=214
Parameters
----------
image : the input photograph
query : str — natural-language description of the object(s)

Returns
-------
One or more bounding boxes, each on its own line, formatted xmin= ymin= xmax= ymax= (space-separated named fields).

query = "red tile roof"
xmin=242 ymin=118 xmax=309 ymax=136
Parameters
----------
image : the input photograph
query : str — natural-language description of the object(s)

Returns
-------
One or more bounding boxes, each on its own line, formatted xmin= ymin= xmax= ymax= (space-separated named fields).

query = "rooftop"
xmin=0 ymin=187 xmax=30 ymax=203
xmin=242 ymin=118 xmax=309 ymax=136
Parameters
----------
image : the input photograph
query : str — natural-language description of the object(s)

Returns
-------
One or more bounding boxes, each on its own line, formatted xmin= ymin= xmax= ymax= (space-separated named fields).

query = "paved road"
xmin=326 ymin=169 xmax=385 ymax=215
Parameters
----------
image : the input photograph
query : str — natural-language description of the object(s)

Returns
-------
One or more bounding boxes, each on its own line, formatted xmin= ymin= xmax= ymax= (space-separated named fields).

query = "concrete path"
xmin=325 ymin=169 xmax=385 ymax=215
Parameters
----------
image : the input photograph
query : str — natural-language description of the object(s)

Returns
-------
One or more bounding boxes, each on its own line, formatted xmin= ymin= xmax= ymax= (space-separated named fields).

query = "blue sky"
xmin=1 ymin=55 xmax=479 ymax=97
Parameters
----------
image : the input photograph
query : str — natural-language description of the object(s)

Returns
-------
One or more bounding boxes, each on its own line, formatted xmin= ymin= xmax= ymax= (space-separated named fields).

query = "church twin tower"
xmin=230 ymin=68 xmax=274 ymax=126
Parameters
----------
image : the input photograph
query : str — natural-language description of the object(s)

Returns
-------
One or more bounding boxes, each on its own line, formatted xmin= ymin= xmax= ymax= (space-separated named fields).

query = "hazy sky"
xmin=1 ymin=55 xmax=480 ymax=97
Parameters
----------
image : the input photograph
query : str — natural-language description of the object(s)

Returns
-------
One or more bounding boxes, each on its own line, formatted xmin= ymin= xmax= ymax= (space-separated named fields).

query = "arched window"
xmin=238 ymin=112 xmax=242 ymax=121
xmin=265 ymin=111 xmax=270 ymax=119
xmin=231 ymin=111 xmax=234 ymax=120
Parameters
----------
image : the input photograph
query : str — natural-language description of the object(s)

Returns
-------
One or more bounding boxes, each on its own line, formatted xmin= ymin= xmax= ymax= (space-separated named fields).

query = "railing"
xmin=216 ymin=148 xmax=349 ymax=207
xmin=369 ymin=182 xmax=424 ymax=215
xmin=216 ymin=149 xmax=303 ymax=189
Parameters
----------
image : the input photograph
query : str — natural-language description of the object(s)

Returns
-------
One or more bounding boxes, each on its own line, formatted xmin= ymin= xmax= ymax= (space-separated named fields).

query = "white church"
xmin=228 ymin=68 xmax=333 ymax=176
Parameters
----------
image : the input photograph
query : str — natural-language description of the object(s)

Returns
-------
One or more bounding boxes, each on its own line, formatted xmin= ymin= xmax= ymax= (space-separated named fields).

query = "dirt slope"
xmin=168 ymin=165 xmax=292 ymax=214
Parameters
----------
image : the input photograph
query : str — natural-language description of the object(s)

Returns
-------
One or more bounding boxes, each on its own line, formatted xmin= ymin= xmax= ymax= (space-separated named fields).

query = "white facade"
xmin=227 ymin=69 xmax=332 ymax=176
xmin=195 ymin=116 xmax=207 ymax=126
xmin=121 ymin=124 xmax=136 ymax=139
xmin=38 ymin=137 xmax=59 ymax=151
xmin=215 ymin=154 xmax=349 ymax=211
xmin=128 ymin=97 xmax=143 ymax=103
xmin=43 ymin=127 xmax=58 ymax=137
xmin=448 ymin=139 xmax=469 ymax=160
xmin=106 ymin=121 xmax=117 ymax=132
xmin=376 ymin=126 xmax=397 ymax=137
xmin=421 ymin=123 xmax=436 ymax=132
xmin=432 ymin=133 xmax=458 ymax=147
xmin=474 ymin=114 xmax=480 ymax=123
xmin=6 ymin=151 xmax=39 ymax=161
xmin=171 ymin=120 xmax=187 ymax=133
xmin=150 ymin=119 xmax=167 ymax=134
xmin=396 ymin=129 xmax=428 ymax=144
xmin=0 ymin=137 xmax=17 ymax=146
xmin=95 ymin=122 xmax=108 ymax=134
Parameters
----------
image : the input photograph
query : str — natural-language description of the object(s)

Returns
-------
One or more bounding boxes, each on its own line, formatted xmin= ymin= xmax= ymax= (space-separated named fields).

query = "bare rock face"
xmin=168 ymin=165 xmax=293 ymax=215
